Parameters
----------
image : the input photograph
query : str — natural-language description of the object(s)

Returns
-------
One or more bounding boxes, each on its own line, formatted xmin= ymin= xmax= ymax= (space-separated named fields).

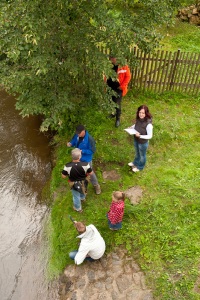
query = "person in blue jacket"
xmin=67 ymin=124 xmax=101 ymax=194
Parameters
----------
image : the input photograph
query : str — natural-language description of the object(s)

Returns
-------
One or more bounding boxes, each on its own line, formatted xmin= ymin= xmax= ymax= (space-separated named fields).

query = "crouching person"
xmin=69 ymin=221 xmax=106 ymax=265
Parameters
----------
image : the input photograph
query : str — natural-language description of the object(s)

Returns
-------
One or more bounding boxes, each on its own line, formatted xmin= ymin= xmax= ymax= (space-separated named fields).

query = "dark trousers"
xmin=112 ymin=89 xmax=123 ymax=120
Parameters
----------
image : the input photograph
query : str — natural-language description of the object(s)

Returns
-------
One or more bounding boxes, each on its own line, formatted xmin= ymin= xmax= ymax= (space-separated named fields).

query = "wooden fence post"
xmin=169 ymin=49 xmax=180 ymax=90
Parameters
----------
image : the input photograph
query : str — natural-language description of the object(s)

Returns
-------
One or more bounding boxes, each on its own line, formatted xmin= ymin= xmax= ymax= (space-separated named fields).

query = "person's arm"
xmin=61 ymin=166 xmax=69 ymax=179
xmin=119 ymin=66 xmax=131 ymax=90
xmin=74 ymin=243 xmax=90 ymax=265
xmin=67 ymin=134 xmax=77 ymax=147
xmin=81 ymin=135 xmax=96 ymax=155
xmin=139 ymin=124 xmax=153 ymax=139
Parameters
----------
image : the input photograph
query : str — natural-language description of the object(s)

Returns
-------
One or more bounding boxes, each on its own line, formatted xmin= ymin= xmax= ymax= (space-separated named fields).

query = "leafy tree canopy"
xmin=0 ymin=0 xmax=181 ymax=131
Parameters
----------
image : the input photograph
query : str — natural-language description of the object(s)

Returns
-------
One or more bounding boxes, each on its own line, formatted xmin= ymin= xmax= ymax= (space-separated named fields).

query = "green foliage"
xmin=48 ymin=91 xmax=200 ymax=299
xmin=0 ymin=0 xmax=182 ymax=131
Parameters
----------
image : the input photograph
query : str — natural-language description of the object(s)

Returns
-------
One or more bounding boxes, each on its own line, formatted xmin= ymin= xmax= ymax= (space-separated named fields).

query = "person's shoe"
xmin=115 ymin=119 xmax=120 ymax=127
xmin=107 ymin=113 xmax=116 ymax=119
xmin=132 ymin=167 xmax=140 ymax=173
xmin=94 ymin=184 xmax=101 ymax=194
xmin=73 ymin=207 xmax=83 ymax=213
xmin=128 ymin=162 xmax=134 ymax=167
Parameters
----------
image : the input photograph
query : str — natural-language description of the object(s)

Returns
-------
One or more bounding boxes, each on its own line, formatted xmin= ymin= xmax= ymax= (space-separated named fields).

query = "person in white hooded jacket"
xmin=69 ymin=221 xmax=106 ymax=265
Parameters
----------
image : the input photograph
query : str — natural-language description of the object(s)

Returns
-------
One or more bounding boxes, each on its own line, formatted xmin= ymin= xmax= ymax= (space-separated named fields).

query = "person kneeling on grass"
xmin=107 ymin=191 xmax=125 ymax=230
xmin=69 ymin=221 xmax=106 ymax=265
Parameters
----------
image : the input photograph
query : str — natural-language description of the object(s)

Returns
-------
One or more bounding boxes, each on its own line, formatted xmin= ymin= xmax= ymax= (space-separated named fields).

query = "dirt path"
xmin=58 ymin=247 xmax=154 ymax=300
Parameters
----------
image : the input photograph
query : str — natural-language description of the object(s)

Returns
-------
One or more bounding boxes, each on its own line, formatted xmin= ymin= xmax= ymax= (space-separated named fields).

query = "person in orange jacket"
xmin=106 ymin=56 xmax=131 ymax=127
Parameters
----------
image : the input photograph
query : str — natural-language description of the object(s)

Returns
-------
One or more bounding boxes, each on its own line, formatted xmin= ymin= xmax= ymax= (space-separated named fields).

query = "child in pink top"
xmin=107 ymin=191 xmax=125 ymax=230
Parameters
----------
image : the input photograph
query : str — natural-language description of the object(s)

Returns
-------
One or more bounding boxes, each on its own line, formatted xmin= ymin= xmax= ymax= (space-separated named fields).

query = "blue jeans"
xmin=69 ymin=250 xmax=94 ymax=262
xmin=107 ymin=214 xmax=122 ymax=230
xmin=133 ymin=140 xmax=149 ymax=170
xmin=71 ymin=189 xmax=85 ymax=211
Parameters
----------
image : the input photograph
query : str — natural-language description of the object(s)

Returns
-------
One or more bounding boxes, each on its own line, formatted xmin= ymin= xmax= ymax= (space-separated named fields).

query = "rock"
xmin=189 ymin=15 xmax=200 ymax=25
xmin=125 ymin=186 xmax=143 ymax=205
xmin=102 ymin=170 xmax=121 ymax=181
xmin=177 ymin=4 xmax=200 ymax=25
xmin=58 ymin=247 xmax=154 ymax=300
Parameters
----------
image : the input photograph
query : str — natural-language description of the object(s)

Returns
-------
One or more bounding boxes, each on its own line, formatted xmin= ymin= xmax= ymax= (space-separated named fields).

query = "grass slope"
xmin=47 ymin=89 xmax=200 ymax=300
xmin=158 ymin=19 xmax=200 ymax=53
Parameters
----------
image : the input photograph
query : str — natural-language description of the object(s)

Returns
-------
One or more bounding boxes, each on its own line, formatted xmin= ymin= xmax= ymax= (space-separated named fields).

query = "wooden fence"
xmin=128 ymin=47 xmax=200 ymax=95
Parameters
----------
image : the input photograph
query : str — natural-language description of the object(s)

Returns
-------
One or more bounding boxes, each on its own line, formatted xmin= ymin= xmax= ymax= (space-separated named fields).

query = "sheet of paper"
xmin=124 ymin=127 xmax=138 ymax=135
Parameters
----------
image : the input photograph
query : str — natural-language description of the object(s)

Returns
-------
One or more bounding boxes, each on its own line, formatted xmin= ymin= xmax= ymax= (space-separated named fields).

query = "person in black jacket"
xmin=62 ymin=148 xmax=93 ymax=212
xmin=128 ymin=105 xmax=153 ymax=172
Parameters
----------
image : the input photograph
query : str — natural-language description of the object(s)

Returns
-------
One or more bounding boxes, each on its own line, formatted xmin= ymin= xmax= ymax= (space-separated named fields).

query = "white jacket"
xmin=74 ymin=224 xmax=106 ymax=265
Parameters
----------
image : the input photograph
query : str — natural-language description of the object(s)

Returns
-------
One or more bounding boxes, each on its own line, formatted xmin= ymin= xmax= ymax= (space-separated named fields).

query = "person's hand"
xmin=135 ymin=132 xmax=140 ymax=138
xmin=67 ymin=142 xmax=72 ymax=147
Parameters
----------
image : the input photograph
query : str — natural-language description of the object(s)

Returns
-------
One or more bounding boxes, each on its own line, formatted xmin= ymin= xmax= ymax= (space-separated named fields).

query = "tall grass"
xmin=47 ymin=89 xmax=200 ymax=299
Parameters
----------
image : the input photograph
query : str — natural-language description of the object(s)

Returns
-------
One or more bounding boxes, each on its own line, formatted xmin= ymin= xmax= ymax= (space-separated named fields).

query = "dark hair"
xmin=136 ymin=105 xmax=152 ymax=120
xmin=76 ymin=124 xmax=85 ymax=134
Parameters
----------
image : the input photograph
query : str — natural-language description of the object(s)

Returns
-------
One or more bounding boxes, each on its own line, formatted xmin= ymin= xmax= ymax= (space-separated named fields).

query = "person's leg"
xmin=85 ymin=256 xmax=95 ymax=262
xmin=112 ymin=90 xmax=122 ymax=127
xmin=71 ymin=189 xmax=82 ymax=211
xmin=115 ymin=92 xmax=122 ymax=119
xmin=88 ymin=161 xmax=98 ymax=185
xmin=133 ymin=139 xmax=140 ymax=167
xmin=69 ymin=250 xmax=78 ymax=260
xmin=88 ymin=161 xmax=101 ymax=194
xmin=137 ymin=141 xmax=149 ymax=170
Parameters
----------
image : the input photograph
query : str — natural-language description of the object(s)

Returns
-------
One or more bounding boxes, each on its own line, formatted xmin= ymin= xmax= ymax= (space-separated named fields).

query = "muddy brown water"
xmin=0 ymin=91 xmax=58 ymax=300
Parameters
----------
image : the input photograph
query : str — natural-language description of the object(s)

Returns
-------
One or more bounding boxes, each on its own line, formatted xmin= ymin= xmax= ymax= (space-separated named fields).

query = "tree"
xmin=0 ymin=0 xmax=181 ymax=131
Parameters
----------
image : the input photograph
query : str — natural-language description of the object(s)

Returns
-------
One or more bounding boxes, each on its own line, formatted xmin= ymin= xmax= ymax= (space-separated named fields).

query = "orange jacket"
xmin=117 ymin=65 xmax=131 ymax=96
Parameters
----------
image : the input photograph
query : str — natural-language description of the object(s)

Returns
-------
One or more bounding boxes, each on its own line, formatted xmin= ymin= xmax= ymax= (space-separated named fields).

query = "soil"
xmin=57 ymin=171 xmax=149 ymax=300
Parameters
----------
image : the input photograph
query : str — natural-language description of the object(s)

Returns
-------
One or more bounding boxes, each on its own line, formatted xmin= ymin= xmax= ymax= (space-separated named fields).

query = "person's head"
xmin=109 ymin=55 xmax=117 ymax=65
xmin=74 ymin=222 xmax=86 ymax=234
xmin=76 ymin=124 xmax=86 ymax=137
xmin=71 ymin=148 xmax=82 ymax=161
xmin=112 ymin=191 xmax=125 ymax=202
xmin=136 ymin=105 xmax=152 ymax=120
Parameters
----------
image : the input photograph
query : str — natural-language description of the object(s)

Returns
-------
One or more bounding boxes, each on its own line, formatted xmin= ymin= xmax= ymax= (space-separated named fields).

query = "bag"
xmin=73 ymin=181 xmax=84 ymax=193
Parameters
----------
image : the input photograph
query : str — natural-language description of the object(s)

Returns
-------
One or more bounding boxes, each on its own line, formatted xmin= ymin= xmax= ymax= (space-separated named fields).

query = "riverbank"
xmin=48 ymin=90 xmax=200 ymax=299
xmin=59 ymin=247 xmax=154 ymax=300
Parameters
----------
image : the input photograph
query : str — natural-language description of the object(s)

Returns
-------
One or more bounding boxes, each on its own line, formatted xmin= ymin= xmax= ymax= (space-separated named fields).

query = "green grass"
xmin=158 ymin=19 xmax=200 ymax=53
xmin=47 ymin=89 xmax=200 ymax=299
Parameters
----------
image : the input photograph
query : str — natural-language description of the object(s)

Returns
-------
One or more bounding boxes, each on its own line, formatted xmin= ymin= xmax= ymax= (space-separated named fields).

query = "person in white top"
xmin=128 ymin=105 xmax=153 ymax=172
xmin=69 ymin=221 xmax=106 ymax=265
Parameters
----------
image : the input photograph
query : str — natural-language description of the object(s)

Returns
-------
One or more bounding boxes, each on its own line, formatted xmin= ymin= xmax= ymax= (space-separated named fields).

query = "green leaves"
xmin=0 ymin=0 xmax=182 ymax=131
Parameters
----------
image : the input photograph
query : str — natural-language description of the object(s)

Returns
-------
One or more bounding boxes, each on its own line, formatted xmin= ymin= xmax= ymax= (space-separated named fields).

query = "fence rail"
xmin=128 ymin=47 xmax=200 ymax=95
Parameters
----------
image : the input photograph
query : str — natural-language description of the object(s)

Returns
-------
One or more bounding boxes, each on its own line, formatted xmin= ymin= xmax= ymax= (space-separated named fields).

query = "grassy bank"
xmin=158 ymin=18 xmax=200 ymax=53
xmin=47 ymin=88 xmax=200 ymax=299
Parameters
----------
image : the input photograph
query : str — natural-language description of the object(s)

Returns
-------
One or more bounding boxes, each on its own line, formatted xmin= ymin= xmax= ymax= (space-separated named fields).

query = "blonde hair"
xmin=112 ymin=191 xmax=125 ymax=201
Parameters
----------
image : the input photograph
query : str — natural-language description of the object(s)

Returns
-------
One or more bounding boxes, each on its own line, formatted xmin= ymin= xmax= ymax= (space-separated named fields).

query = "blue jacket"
xmin=70 ymin=130 xmax=96 ymax=162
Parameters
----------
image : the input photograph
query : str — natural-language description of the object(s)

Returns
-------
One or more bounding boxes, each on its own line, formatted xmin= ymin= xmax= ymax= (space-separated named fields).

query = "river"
xmin=0 ymin=91 xmax=58 ymax=300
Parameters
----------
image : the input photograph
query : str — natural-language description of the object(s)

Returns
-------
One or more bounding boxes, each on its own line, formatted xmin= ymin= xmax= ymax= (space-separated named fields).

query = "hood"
xmin=77 ymin=224 xmax=97 ymax=240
